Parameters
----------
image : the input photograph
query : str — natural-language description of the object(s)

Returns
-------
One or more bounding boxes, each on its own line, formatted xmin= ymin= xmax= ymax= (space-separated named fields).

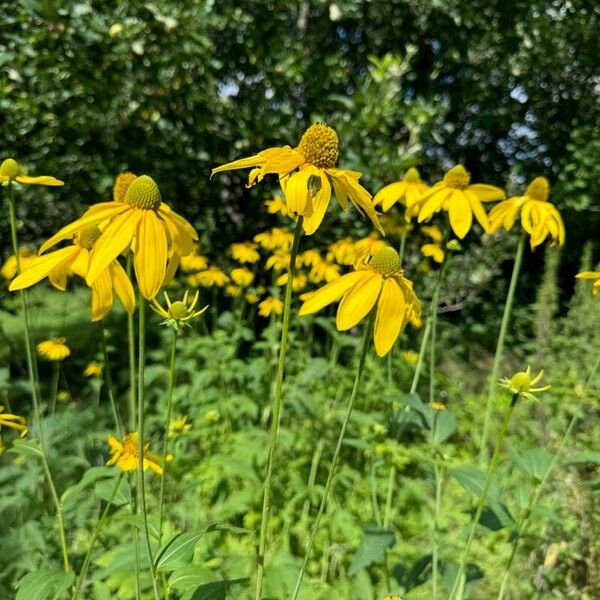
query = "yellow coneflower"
xmin=1 ymin=247 xmax=35 ymax=281
xmin=297 ymin=249 xmax=322 ymax=269
xmin=421 ymin=225 xmax=445 ymax=264
xmin=187 ymin=266 xmax=229 ymax=288
xmin=0 ymin=158 xmax=64 ymax=186
xmin=106 ymin=432 xmax=168 ymax=475
xmin=500 ymin=367 xmax=550 ymax=401
xmin=299 ymin=246 xmax=421 ymax=357
xmin=258 ymin=296 xmax=283 ymax=317
xmin=327 ymin=238 xmax=357 ymax=266
xmin=0 ymin=405 xmax=28 ymax=437
xmin=430 ymin=401 xmax=446 ymax=411
xmin=575 ymin=271 xmax=600 ymax=295
xmin=402 ymin=350 xmax=419 ymax=364
xmin=37 ymin=338 xmax=70 ymax=361
xmin=229 ymin=242 xmax=261 ymax=264
xmin=264 ymin=196 xmax=292 ymax=217
xmin=225 ymin=284 xmax=242 ymax=297
xmin=488 ymin=177 xmax=565 ymax=249
xmin=417 ymin=165 xmax=505 ymax=239
xmin=179 ymin=252 xmax=209 ymax=272
xmin=169 ymin=415 xmax=191 ymax=438
xmin=230 ymin=267 xmax=254 ymax=286
xmin=276 ymin=272 xmax=307 ymax=292
xmin=265 ymin=252 xmax=291 ymax=272
xmin=253 ymin=227 xmax=294 ymax=252
xmin=212 ymin=123 xmax=382 ymax=235
xmin=309 ymin=261 xmax=340 ymax=284
xmin=374 ymin=167 xmax=429 ymax=213
xmin=84 ymin=362 xmax=103 ymax=378
xmin=39 ymin=175 xmax=198 ymax=299
xmin=354 ymin=234 xmax=386 ymax=262
xmin=112 ymin=172 xmax=137 ymax=202
xmin=245 ymin=291 xmax=261 ymax=304
xmin=150 ymin=290 xmax=207 ymax=331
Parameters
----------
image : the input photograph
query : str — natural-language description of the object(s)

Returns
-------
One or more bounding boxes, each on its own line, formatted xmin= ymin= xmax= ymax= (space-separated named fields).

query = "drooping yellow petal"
xmin=211 ymin=146 xmax=304 ymax=180
xmin=418 ymin=188 xmax=452 ymax=222
xmin=110 ymin=261 xmax=136 ymax=314
xmin=9 ymin=247 xmax=79 ymax=291
xmin=283 ymin=166 xmax=317 ymax=217
xmin=336 ymin=271 xmax=382 ymax=331
xmin=69 ymin=247 xmax=90 ymax=278
xmin=15 ymin=175 xmax=64 ymax=186
xmin=48 ymin=265 xmax=70 ymax=291
xmin=468 ymin=183 xmax=505 ymax=202
xmin=465 ymin=189 xmax=490 ymax=234
xmin=134 ymin=210 xmax=168 ymax=299
xmin=374 ymin=278 xmax=406 ymax=357
xmin=448 ymin=190 xmax=472 ymax=239
xmin=575 ymin=271 xmax=600 ymax=280
xmin=303 ymin=171 xmax=332 ymax=235
xmin=373 ymin=181 xmax=407 ymax=211
xmin=91 ymin=269 xmax=114 ymax=321
xmin=299 ymin=270 xmax=367 ymax=316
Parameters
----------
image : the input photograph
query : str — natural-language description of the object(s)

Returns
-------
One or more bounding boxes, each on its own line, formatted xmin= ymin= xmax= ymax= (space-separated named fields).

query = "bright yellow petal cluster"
xmin=38 ymin=175 xmax=198 ymax=299
xmin=230 ymin=267 xmax=254 ymax=286
xmin=421 ymin=225 xmax=445 ymax=264
xmin=264 ymin=196 xmax=292 ymax=217
xmin=169 ymin=415 xmax=191 ymax=438
xmin=150 ymin=290 xmax=207 ymax=330
xmin=488 ymin=177 xmax=565 ymax=249
xmin=37 ymin=337 xmax=70 ymax=361
xmin=0 ymin=405 xmax=28 ymax=438
xmin=575 ymin=271 xmax=600 ymax=295
xmin=230 ymin=242 xmax=260 ymax=263
xmin=212 ymin=123 xmax=382 ymax=235
xmin=106 ymin=432 xmax=168 ymax=475
xmin=84 ymin=362 xmax=103 ymax=378
xmin=0 ymin=158 xmax=64 ymax=186
xmin=373 ymin=167 xmax=429 ymax=214
xmin=1 ymin=247 xmax=35 ymax=281
xmin=187 ymin=266 xmax=230 ymax=288
xmin=258 ymin=296 xmax=283 ymax=317
xmin=254 ymin=227 xmax=294 ymax=252
xmin=180 ymin=252 xmax=209 ymax=272
xmin=299 ymin=246 xmax=421 ymax=357
xmin=276 ymin=272 xmax=307 ymax=292
xmin=417 ymin=165 xmax=505 ymax=238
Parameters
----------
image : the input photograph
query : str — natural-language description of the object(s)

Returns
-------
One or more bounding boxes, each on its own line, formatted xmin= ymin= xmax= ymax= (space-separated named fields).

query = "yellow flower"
xmin=402 ymin=350 xmax=419 ymax=364
xmin=151 ymin=290 xmax=207 ymax=330
xmin=179 ymin=252 xmax=209 ymax=272
xmin=258 ymin=296 xmax=283 ymax=317
xmin=9 ymin=227 xmax=136 ymax=322
xmin=39 ymin=175 xmax=198 ymax=299
xmin=212 ymin=123 xmax=382 ymax=235
xmin=84 ymin=362 xmax=103 ymax=378
xmin=420 ymin=225 xmax=445 ymax=264
xmin=354 ymin=234 xmax=386 ymax=265
xmin=37 ymin=337 xmax=70 ymax=361
xmin=253 ymin=227 xmax=294 ymax=252
xmin=430 ymin=401 xmax=446 ymax=411
xmin=373 ymin=167 xmax=429 ymax=213
xmin=187 ymin=266 xmax=229 ymax=288
xmin=500 ymin=366 xmax=550 ymax=401
xmin=297 ymin=249 xmax=322 ymax=269
xmin=112 ymin=172 xmax=137 ymax=202
xmin=230 ymin=267 xmax=255 ymax=286
xmin=299 ymin=246 xmax=421 ymax=357
xmin=169 ymin=415 xmax=191 ymax=438
xmin=1 ymin=247 xmax=35 ymax=281
xmin=266 ymin=252 xmax=291 ymax=272
xmin=264 ymin=196 xmax=292 ymax=217
xmin=327 ymin=238 xmax=357 ymax=266
xmin=225 ymin=284 xmax=242 ymax=297
xmin=417 ymin=165 xmax=505 ymax=238
xmin=309 ymin=261 xmax=341 ymax=284
xmin=575 ymin=271 xmax=600 ymax=295
xmin=0 ymin=405 xmax=28 ymax=437
xmin=276 ymin=272 xmax=307 ymax=291
xmin=229 ymin=242 xmax=260 ymax=264
xmin=0 ymin=158 xmax=64 ymax=186
xmin=245 ymin=291 xmax=260 ymax=304
xmin=488 ymin=177 xmax=565 ymax=249
xmin=106 ymin=432 xmax=168 ymax=475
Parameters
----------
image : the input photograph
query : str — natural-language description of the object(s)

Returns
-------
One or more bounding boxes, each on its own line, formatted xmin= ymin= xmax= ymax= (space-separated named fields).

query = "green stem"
xmin=136 ymin=296 xmax=160 ymax=600
xmin=451 ymin=394 xmax=519 ymax=599
xmin=432 ymin=457 xmax=443 ymax=599
xmin=101 ymin=328 xmax=124 ymax=436
xmin=479 ymin=233 xmax=526 ymax=465
xmin=398 ymin=226 xmax=408 ymax=266
xmin=71 ymin=474 xmax=124 ymax=600
xmin=6 ymin=182 xmax=70 ymax=572
xmin=291 ymin=309 xmax=376 ymax=600
xmin=255 ymin=216 xmax=303 ymax=600
xmin=158 ymin=329 xmax=178 ymax=545
xmin=496 ymin=353 xmax=600 ymax=599
xmin=50 ymin=362 xmax=60 ymax=415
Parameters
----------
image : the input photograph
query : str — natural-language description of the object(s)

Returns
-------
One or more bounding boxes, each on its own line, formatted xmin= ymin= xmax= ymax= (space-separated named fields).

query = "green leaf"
xmin=430 ymin=409 xmax=457 ymax=445
xmin=507 ymin=444 xmax=553 ymax=482
xmin=188 ymin=578 xmax=248 ymax=600
xmin=390 ymin=393 xmax=427 ymax=416
xmin=348 ymin=525 xmax=395 ymax=575
xmin=9 ymin=438 xmax=44 ymax=458
xmin=169 ymin=565 xmax=215 ymax=592
xmin=16 ymin=570 xmax=75 ymax=600
xmin=155 ymin=530 xmax=206 ymax=572
xmin=449 ymin=466 xmax=490 ymax=498
xmin=565 ymin=451 xmax=600 ymax=466
xmin=61 ymin=466 xmax=115 ymax=505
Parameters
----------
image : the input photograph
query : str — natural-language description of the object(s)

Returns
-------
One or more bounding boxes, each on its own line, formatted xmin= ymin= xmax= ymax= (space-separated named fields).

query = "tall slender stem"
xmin=158 ymin=329 xmax=178 ymax=545
xmin=479 ymin=234 xmax=526 ymax=465
xmin=291 ymin=309 xmax=376 ymax=600
xmin=136 ymin=296 xmax=160 ymax=600
xmin=255 ymin=216 xmax=303 ymax=600
xmin=496 ymin=353 xmax=600 ymax=599
xmin=49 ymin=362 xmax=60 ymax=414
xmin=450 ymin=394 xmax=519 ymax=599
xmin=6 ymin=182 xmax=70 ymax=572
xmin=101 ymin=328 xmax=124 ymax=436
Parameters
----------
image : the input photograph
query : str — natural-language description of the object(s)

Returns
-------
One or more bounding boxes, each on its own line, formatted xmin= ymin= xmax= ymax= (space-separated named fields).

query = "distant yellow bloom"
xmin=417 ymin=165 xmax=505 ymax=238
xmin=225 ymin=284 xmax=242 ymax=297
xmin=179 ymin=253 xmax=209 ymax=272
xmin=212 ymin=123 xmax=382 ymax=235
xmin=37 ymin=338 xmax=70 ymax=361
xmin=421 ymin=225 xmax=443 ymax=243
xmin=575 ymin=271 xmax=600 ymax=295
xmin=488 ymin=177 xmax=565 ymax=249
xmin=1 ymin=247 xmax=35 ymax=281
xmin=309 ymin=261 xmax=340 ymax=283
xmin=245 ymin=291 xmax=261 ymax=304
xmin=500 ymin=366 xmax=550 ymax=401
xmin=39 ymin=175 xmax=198 ymax=299
xmin=107 ymin=432 xmax=168 ymax=475
xmin=112 ymin=172 xmax=137 ymax=202
xmin=299 ymin=246 xmax=421 ymax=357
xmin=230 ymin=267 xmax=254 ymax=287
xmin=84 ymin=362 xmax=103 ymax=378
xmin=276 ymin=272 xmax=307 ymax=291
xmin=374 ymin=167 xmax=429 ymax=213
xmin=258 ymin=296 xmax=283 ymax=317
xmin=230 ymin=242 xmax=261 ymax=264
xmin=354 ymin=234 xmax=386 ymax=264
xmin=327 ymin=238 xmax=357 ymax=266
xmin=402 ymin=350 xmax=419 ymax=364
xmin=420 ymin=225 xmax=445 ymax=264
xmin=203 ymin=408 xmax=221 ymax=423
xmin=187 ymin=266 xmax=229 ymax=288
xmin=0 ymin=158 xmax=64 ymax=186
xmin=266 ymin=252 xmax=291 ymax=272
xmin=151 ymin=290 xmax=207 ymax=330
xmin=430 ymin=401 xmax=446 ymax=411
xmin=254 ymin=227 xmax=294 ymax=252
xmin=0 ymin=405 xmax=28 ymax=437
xmin=264 ymin=196 xmax=292 ymax=217
xmin=169 ymin=415 xmax=191 ymax=438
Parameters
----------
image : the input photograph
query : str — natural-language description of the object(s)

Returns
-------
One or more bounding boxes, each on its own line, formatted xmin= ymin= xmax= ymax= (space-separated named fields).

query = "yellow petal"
xmin=48 ymin=266 xmax=69 ymax=291
xmin=9 ymin=247 xmax=79 ymax=291
xmin=110 ymin=261 xmax=136 ymax=314
xmin=418 ymin=188 xmax=451 ymax=222
xmin=303 ymin=171 xmax=332 ymax=235
xmin=134 ymin=210 xmax=168 ymax=299
xmin=575 ymin=271 xmax=600 ymax=279
xmin=468 ymin=183 xmax=505 ymax=202
xmin=284 ymin=167 xmax=316 ymax=216
xmin=465 ymin=190 xmax=490 ymax=234
xmin=373 ymin=181 xmax=406 ymax=211
xmin=91 ymin=269 xmax=114 ymax=321
xmin=448 ymin=190 xmax=472 ymax=239
xmin=16 ymin=175 xmax=64 ymax=186
xmin=69 ymin=247 xmax=90 ymax=278
xmin=374 ymin=278 xmax=406 ymax=357
xmin=299 ymin=270 xmax=367 ymax=316
xmin=336 ymin=271 xmax=382 ymax=331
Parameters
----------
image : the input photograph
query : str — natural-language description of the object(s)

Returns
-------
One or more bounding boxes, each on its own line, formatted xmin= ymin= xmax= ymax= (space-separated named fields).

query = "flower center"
xmin=369 ymin=246 xmax=402 ymax=277
xmin=121 ymin=435 xmax=139 ymax=456
xmin=168 ymin=301 xmax=189 ymax=320
xmin=509 ymin=372 xmax=531 ymax=393
xmin=0 ymin=158 xmax=21 ymax=179
xmin=76 ymin=226 xmax=102 ymax=249
xmin=443 ymin=165 xmax=470 ymax=189
xmin=526 ymin=177 xmax=549 ymax=201
xmin=404 ymin=167 xmax=421 ymax=183
xmin=125 ymin=175 xmax=162 ymax=209
xmin=113 ymin=172 xmax=138 ymax=203
xmin=297 ymin=124 xmax=339 ymax=168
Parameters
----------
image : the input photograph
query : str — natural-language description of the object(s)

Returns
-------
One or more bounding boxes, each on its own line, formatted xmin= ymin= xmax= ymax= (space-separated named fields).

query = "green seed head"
xmin=369 ymin=246 xmax=402 ymax=277
xmin=404 ymin=167 xmax=421 ymax=183
xmin=168 ymin=301 xmax=189 ymax=320
xmin=443 ymin=164 xmax=470 ymax=189
xmin=297 ymin=123 xmax=339 ymax=168
xmin=0 ymin=158 xmax=21 ymax=179
xmin=125 ymin=175 xmax=162 ymax=210
xmin=526 ymin=177 xmax=549 ymax=201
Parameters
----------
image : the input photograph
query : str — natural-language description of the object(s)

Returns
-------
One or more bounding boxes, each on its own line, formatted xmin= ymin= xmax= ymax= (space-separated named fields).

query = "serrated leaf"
xmin=348 ymin=525 xmax=395 ymax=575
xmin=430 ymin=409 xmax=456 ymax=444
xmin=155 ymin=530 xmax=205 ymax=571
xmin=16 ymin=569 xmax=75 ymax=600
xmin=61 ymin=466 xmax=114 ymax=505
xmin=507 ymin=444 xmax=553 ymax=482
xmin=9 ymin=438 xmax=44 ymax=458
